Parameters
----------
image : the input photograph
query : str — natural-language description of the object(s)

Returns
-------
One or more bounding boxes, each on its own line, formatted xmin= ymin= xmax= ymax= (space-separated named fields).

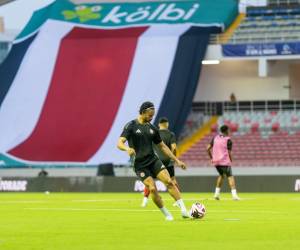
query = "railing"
xmin=209 ymin=34 xmax=231 ymax=44
xmin=209 ymin=27 xmax=300 ymax=45
xmin=192 ymin=100 xmax=300 ymax=115
xmin=268 ymin=0 xmax=300 ymax=5
xmin=209 ymin=33 xmax=299 ymax=45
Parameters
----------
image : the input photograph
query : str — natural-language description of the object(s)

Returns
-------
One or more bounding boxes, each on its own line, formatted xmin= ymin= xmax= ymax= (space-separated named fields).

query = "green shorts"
xmin=135 ymin=159 xmax=166 ymax=181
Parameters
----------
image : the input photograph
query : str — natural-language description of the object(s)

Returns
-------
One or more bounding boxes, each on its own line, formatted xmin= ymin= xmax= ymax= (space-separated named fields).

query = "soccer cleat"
xmin=172 ymin=202 xmax=179 ymax=207
xmin=165 ymin=215 xmax=174 ymax=221
xmin=141 ymin=197 xmax=148 ymax=207
xmin=232 ymin=196 xmax=240 ymax=201
xmin=214 ymin=196 xmax=220 ymax=200
xmin=181 ymin=210 xmax=191 ymax=219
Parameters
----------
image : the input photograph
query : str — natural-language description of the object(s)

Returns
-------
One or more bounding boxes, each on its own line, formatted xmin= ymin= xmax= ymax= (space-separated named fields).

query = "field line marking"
xmin=0 ymin=201 xmax=48 ymax=204
xmin=71 ymin=197 xmax=255 ymax=202
xmin=24 ymin=207 xmax=285 ymax=214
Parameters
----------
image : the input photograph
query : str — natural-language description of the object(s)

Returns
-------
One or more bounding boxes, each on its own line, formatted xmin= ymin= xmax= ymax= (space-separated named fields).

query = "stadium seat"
xmin=180 ymin=111 xmax=300 ymax=167
xmin=227 ymin=3 xmax=300 ymax=44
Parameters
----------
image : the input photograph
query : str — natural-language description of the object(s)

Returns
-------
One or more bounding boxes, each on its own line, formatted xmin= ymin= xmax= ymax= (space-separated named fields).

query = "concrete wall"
xmin=0 ymin=16 xmax=3 ymax=32
xmin=0 ymin=176 xmax=299 ymax=192
xmin=194 ymin=60 xmax=297 ymax=102
xmin=289 ymin=63 xmax=300 ymax=99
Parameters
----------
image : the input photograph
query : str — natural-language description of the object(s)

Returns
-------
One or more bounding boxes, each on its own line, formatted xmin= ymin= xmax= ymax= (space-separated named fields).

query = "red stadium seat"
xmin=271 ymin=122 xmax=280 ymax=132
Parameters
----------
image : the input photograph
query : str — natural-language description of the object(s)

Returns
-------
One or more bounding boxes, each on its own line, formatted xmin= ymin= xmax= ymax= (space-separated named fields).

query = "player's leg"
xmin=214 ymin=166 xmax=224 ymax=200
xmin=155 ymin=167 xmax=189 ymax=218
xmin=172 ymin=177 xmax=180 ymax=190
xmin=226 ymin=167 xmax=240 ymax=200
xmin=141 ymin=187 xmax=150 ymax=207
xmin=166 ymin=165 xmax=181 ymax=207
xmin=167 ymin=166 xmax=180 ymax=191
xmin=143 ymin=175 xmax=173 ymax=220
xmin=171 ymin=176 xmax=181 ymax=207
xmin=143 ymin=176 xmax=163 ymax=207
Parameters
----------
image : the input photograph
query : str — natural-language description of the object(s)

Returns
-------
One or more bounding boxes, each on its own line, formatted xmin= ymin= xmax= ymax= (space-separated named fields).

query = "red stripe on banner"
xmin=9 ymin=27 xmax=147 ymax=162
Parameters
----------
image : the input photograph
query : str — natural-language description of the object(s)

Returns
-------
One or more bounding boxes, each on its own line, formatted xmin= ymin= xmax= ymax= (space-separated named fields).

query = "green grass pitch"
xmin=0 ymin=192 xmax=299 ymax=250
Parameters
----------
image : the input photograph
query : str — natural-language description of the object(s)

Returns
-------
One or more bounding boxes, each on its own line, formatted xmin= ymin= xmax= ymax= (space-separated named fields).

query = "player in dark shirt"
xmin=117 ymin=101 xmax=189 ymax=220
xmin=141 ymin=117 xmax=181 ymax=207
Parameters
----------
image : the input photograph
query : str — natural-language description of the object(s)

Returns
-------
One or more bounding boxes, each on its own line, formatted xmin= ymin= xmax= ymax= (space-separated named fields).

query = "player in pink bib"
xmin=207 ymin=125 xmax=240 ymax=200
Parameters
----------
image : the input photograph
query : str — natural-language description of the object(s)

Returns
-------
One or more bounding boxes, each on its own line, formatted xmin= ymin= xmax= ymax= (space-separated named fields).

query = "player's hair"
xmin=159 ymin=117 xmax=169 ymax=124
xmin=139 ymin=101 xmax=155 ymax=114
xmin=220 ymin=125 xmax=229 ymax=134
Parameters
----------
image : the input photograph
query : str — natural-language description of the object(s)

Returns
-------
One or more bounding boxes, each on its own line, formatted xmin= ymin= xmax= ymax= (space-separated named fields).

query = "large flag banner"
xmin=0 ymin=0 xmax=237 ymax=167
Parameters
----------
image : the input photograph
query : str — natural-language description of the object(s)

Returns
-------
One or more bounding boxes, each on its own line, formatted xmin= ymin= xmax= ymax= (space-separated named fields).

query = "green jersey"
xmin=121 ymin=119 xmax=162 ymax=169
xmin=153 ymin=129 xmax=176 ymax=167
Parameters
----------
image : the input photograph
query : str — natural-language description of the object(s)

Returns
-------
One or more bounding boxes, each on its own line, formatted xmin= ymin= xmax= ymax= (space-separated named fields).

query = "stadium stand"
xmin=179 ymin=104 xmax=300 ymax=167
xmin=227 ymin=0 xmax=300 ymax=44
xmin=268 ymin=0 xmax=300 ymax=6
xmin=218 ymin=110 xmax=300 ymax=133
xmin=178 ymin=112 xmax=210 ymax=141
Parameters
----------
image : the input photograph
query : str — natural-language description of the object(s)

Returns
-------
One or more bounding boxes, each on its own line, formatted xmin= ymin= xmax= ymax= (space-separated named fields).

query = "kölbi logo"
xmin=62 ymin=3 xmax=200 ymax=24
xmin=62 ymin=5 xmax=102 ymax=23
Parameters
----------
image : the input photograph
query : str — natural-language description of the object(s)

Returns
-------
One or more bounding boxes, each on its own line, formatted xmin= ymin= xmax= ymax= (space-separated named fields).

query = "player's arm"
xmin=206 ymin=139 xmax=213 ymax=160
xmin=228 ymin=150 xmax=233 ymax=162
xmin=170 ymin=132 xmax=177 ymax=156
xmin=227 ymin=139 xmax=233 ymax=162
xmin=157 ymin=141 xmax=186 ymax=170
xmin=117 ymin=137 xmax=136 ymax=157
xmin=171 ymin=143 xmax=177 ymax=156
xmin=117 ymin=122 xmax=135 ymax=157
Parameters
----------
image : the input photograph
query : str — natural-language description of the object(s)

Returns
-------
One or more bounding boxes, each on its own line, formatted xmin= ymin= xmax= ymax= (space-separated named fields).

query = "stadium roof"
xmin=0 ymin=0 xmax=15 ymax=7
xmin=73 ymin=0 xmax=191 ymax=2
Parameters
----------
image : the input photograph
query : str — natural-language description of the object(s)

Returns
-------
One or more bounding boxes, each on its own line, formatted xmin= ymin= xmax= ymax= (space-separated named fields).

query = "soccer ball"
xmin=190 ymin=202 xmax=206 ymax=219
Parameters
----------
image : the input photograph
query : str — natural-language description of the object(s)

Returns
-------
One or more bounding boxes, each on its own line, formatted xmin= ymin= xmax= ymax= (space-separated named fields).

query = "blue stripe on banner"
xmin=0 ymin=34 xmax=37 ymax=106
xmin=155 ymin=27 xmax=210 ymax=137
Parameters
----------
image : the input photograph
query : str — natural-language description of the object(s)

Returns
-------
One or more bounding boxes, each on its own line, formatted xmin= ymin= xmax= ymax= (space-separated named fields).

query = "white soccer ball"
xmin=190 ymin=202 xmax=206 ymax=219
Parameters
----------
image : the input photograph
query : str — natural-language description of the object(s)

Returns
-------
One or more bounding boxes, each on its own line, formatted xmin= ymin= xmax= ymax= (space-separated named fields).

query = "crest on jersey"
xmin=150 ymin=129 xmax=154 ymax=134
xmin=136 ymin=129 xmax=142 ymax=134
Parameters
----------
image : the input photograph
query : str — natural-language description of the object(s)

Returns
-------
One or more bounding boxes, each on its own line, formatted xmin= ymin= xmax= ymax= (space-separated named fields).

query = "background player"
xmin=207 ymin=125 xmax=240 ymax=200
xmin=141 ymin=117 xmax=181 ymax=207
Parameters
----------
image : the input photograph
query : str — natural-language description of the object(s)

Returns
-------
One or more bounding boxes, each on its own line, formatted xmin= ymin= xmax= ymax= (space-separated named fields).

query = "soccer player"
xmin=117 ymin=101 xmax=189 ymax=220
xmin=141 ymin=117 xmax=180 ymax=208
xmin=206 ymin=125 xmax=240 ymax=201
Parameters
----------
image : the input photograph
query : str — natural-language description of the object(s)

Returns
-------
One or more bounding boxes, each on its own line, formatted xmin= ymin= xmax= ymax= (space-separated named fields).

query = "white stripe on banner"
xmin=0 ymin=20 xmax=73 ymax=152
xmin=88 ymin=24 xmax=191 ymax=165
